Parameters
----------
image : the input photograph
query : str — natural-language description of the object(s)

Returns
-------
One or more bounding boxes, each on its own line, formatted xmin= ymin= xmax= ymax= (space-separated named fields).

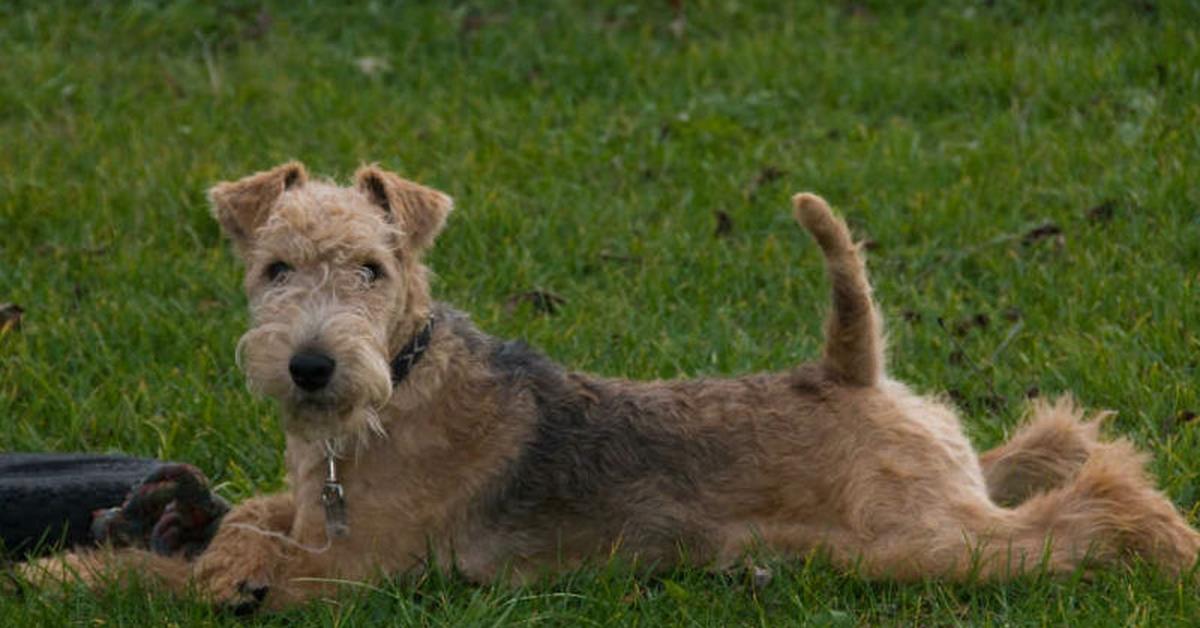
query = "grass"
xmin=2 ymin=0 xmax=1199 ymax=624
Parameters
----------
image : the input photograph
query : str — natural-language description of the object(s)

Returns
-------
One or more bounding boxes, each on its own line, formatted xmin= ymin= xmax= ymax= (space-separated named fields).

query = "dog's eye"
xmin=360 ymin=262 xmax=385 ymax=284
xmin=265 ymin=261 xmax=292 ymax=282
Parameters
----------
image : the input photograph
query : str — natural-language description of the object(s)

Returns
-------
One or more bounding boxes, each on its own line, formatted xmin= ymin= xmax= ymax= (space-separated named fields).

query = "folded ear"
xmin=209 ymin=161 xmax=308 ymax=250
xmin=354 ymin=165 xmax=453 ymax=255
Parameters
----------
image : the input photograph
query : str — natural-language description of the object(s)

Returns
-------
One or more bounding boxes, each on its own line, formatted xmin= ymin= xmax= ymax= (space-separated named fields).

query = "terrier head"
xmin=210 ymin=161 xmax=452 ymax=441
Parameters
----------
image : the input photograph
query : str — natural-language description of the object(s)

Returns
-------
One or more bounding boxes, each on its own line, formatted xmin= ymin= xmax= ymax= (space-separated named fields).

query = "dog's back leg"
xmin=860 ymin=440 xmax=1199 ymax=580
xmin=17 ymin=547 xmax=191 ymax=593
xmin=792 ymin=193 xmax=883 ymax=386
xmin=979 ymin=395 xmax=1109 ymax=506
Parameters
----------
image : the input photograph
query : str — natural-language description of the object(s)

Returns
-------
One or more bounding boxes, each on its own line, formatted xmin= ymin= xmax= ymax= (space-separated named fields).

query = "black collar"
xmin=390 ymin=316 xmax=434 ymax=385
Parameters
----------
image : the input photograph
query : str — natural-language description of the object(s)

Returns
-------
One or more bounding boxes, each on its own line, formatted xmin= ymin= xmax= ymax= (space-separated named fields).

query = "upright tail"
xmin=792 ymin=193 xmax=884 ymax=386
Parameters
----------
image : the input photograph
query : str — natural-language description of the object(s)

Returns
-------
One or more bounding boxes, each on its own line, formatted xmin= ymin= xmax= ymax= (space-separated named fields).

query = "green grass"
xmin=2 ymin=0 xmax=1199 ymax=624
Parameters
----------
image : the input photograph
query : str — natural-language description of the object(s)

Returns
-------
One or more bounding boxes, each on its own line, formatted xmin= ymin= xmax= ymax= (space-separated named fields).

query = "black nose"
xmin=289 ymin=351 xmax=336 ymax=391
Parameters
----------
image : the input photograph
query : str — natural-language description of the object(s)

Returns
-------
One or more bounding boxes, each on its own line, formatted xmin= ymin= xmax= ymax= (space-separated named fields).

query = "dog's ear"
xmin=209 ymin=161 xmax=308 ymax=250
xmin=354 ymin=165 xmax=453 ymax=255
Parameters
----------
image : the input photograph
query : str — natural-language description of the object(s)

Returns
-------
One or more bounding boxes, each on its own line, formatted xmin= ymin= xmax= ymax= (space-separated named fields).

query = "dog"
xmin=25 ymin=162 xmax=1200 ymax=611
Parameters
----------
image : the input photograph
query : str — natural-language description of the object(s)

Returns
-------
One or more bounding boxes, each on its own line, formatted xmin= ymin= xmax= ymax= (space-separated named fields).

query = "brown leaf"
xmin=162 ymin=69 xmax=185 ymax=98
xmin=745 ymin=166 xmax=786 ymax=200
xmin=0 ymin=303 xmax=24 ymax=334
xmin=951 ymin=313 xmax=989 ymax=336
xmin=460 ymin=6 xmax=485 ymax=36
xmin=1021 ymin=222 xmax=1063 ymax=245
xmin=505 ymin=290 xmax=565 ymax=316
xmin=843 ymin=2 xmax=875 ymax=20
xmin=754 ymin=166 xmax=785 ymax=187
xmin=242 ymin=9 xmax=272 ymax=41
xmin=714 ymin=210 xmax=734 ymax=238
xmin=599 ymin=251 xmax=640 ymax=265
xmin=1086 ymin=201 xmax=1116 ymax=223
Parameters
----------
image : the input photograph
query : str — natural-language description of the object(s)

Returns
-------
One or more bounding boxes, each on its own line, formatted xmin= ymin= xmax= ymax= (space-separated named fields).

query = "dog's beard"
xmin=236 ymin=305 xmax=393 ymax=444
xmin=284 ymin=402 xmax=386 ymax=447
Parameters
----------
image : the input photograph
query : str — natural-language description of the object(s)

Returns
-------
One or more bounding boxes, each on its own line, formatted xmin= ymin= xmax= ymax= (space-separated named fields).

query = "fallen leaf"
xmin=843 ymin=2 xmax=875 ymax=20
xmin=714 ymin=210 xmax=734 ymax=238
xmin=599 ymin=251 xmax=639 ymax=264
xmin=505 ymin=290 xmax=565 ymax=316
xmin=950 ymin=313 xmax=989 ymax=337
xmin=754 ymin=166 xmax=785 ymax=187
xmin=242 ymin=9 xmax=272 ymax=41
xmin=1021 ymin=222 xmax=1063 ymax=245
xmin=460 ymin=6 xmax=485 ymax=36
xmin=0 ymin=303 xmax=24 ymax=333
xmin=1086 ymin=201 xmax=1116 ymax=223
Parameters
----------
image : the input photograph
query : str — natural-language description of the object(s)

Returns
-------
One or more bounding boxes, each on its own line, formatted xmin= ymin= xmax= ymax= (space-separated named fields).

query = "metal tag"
xmin=321 ymin=444 xmax=350 ymax=539
xmin=321 ymin=480 xmax=350 ymax=539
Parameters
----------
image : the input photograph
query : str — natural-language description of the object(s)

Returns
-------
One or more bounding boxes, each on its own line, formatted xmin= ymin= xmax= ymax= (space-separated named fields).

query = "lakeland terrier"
xmin=27 ymin=162 xmax=1200 ymax=610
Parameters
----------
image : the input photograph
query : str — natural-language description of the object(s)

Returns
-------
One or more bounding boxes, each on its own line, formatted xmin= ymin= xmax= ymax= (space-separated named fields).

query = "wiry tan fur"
xmin=23 ymin=164 xmax=1199 ymax=611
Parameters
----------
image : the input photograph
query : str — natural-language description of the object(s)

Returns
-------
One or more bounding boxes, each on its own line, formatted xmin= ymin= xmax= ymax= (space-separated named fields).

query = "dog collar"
xmin=390 ymin=315 xmax=435 ymax=386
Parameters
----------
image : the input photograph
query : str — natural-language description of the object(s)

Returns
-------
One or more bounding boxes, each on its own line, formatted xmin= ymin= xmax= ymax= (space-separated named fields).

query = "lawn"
xmin=2 ymin=0 xmax=1199 ymax=624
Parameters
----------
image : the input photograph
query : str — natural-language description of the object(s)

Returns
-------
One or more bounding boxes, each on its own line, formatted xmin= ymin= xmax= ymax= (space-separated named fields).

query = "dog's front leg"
xmin=192 ymin=492 xmax=296 ymax=612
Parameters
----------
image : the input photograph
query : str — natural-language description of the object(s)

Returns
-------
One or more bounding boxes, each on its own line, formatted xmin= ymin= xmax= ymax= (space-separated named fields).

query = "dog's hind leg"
xmin=17 ymin=547 xmax=191 ymax=593
xmin=861 ymin=440 xmax=1199 ymax=581
xmin=792 ymin=193 xmax=884 ymax=387
xmin=979 ymin=396 xmax=1109 ymax=507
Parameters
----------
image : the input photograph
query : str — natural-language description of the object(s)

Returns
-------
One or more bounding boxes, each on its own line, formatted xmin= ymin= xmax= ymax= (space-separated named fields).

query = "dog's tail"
xmin=792 ymin=193 xmax=884 ymax=386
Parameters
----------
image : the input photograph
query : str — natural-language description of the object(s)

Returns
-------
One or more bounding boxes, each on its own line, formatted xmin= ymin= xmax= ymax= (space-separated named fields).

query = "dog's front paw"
xmin=224 ymin=579 xmax=271 ymax=615
xmin=193 ymin=546 xmax=272 ymax=613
